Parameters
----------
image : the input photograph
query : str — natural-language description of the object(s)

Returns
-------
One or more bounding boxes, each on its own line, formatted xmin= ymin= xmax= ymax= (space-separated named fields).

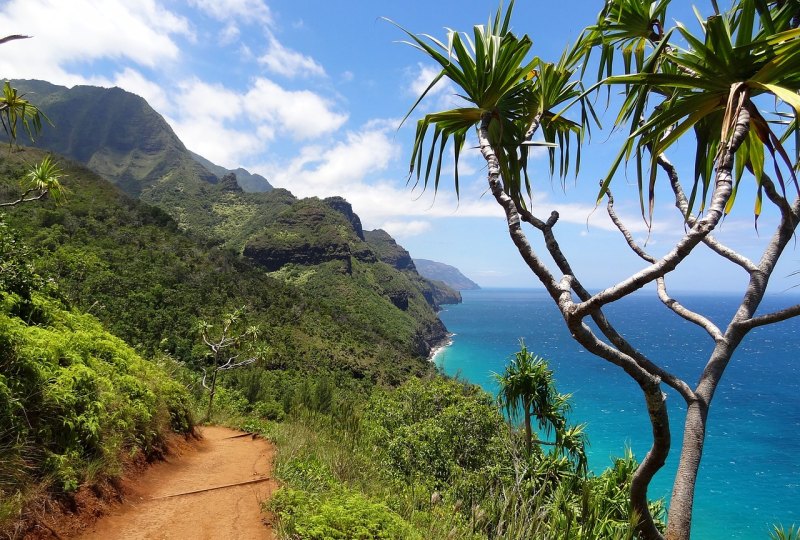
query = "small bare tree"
xmin=199 ymin=309 xmax=265 ymax=421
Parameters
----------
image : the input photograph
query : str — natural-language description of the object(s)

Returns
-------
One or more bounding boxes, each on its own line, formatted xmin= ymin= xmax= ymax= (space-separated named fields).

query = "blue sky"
xmin=1 ymin=0 xmax=799 ymax=293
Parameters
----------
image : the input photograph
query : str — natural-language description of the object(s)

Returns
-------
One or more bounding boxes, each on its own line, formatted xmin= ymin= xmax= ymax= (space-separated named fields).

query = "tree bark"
xmin=663 ymin=98 xmax=751 ymax=540
xmin=524 ymin=398 xmax=533 ymax=456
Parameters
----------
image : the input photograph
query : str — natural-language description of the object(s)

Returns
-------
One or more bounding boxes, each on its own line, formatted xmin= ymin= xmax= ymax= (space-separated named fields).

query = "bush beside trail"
xmin=0 ymin=287 xmax=194 ymax=535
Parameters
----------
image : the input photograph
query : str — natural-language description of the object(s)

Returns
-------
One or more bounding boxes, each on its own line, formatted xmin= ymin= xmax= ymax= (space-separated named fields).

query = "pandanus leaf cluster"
xmin=391 ymin=0 xmax=595 ymax=207
xmin=399 ymin=0 xmax=800 ymax=224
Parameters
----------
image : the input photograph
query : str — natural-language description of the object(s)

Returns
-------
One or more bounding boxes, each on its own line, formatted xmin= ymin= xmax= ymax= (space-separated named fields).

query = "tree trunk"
xmin=663 ymin=99 xmax=751 ymax=540
xmin=665 ymin=400 xmax=708 ymax=539
xmin=524 ymin=398 xmax=532 ymax=456
xmin=206 ymin=368 xmax=219 ymax=421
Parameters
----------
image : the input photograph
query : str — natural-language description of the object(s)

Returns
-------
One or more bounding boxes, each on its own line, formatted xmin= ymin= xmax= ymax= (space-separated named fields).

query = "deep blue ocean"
xmin=434 ymin=288 xmax=799 ymax=539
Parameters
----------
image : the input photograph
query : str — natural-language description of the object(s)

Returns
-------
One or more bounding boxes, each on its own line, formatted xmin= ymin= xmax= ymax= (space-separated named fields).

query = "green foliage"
xmin=587 ymin=0 xmax=800 ymax=220
xmin=270 ymin=487 xmax=419 ymax=540
xmin=771 ymin=524 xmax=800 ymax=540
xmin=392 ymin=1 xmax=594 ymax=203
xmin=262 ymin=371 xmax=659 ymax=540
xmin=0 ymin=149 xmax=440 ymax=384
xmin=495 ymin=341 xmax=587 ymax=472
xmin=0 ymin=80 xmax=46 ymax=145
xmin=363 ymin=377 xmax=507 ymax=490
xmin=0 ymin=286 xmax=193 ymax=530
xmin=0 ymin=217 xmax=43 ymax=303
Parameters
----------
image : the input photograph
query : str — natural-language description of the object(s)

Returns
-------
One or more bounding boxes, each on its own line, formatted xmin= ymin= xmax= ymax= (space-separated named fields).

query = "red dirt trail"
xmin=73 ymin=426 xmax=276 ymax=540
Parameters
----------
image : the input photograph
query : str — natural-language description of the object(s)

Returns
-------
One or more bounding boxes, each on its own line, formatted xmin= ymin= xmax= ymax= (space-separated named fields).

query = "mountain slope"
xmin=0 ymin=149 xmax=439 ymax=379
xmin=10 ymin=79 xmax=217 ymax=198
xmin=414 ymin=258 xmax=480 ymax=291
xmin=4 ymin=80 xmax=452 ymax=362
xmin=365 ymin=230 xmax=461 ymax=307
xmin=190 ymin=150 xmax=273 ymax=193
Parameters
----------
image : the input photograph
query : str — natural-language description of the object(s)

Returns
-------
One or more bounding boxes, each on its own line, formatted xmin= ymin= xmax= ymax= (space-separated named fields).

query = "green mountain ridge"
xmin=0 ymin=148 xmax=442 ymax=377
xmin=7 ymin=79 xmax=458 ymax=313
xmin=189 ymin=150 xmax=273 ymax=193
xmin=413 ymin=258 xmax=480 ymax=291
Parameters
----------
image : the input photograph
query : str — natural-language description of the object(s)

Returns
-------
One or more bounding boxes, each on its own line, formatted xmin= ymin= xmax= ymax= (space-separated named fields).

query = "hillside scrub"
xmin=251 ymin=373 xmax=662 ymax=539
xmin=0 ymin=150 xmax=441 ymax=384
xmin=0 ymin=235 xmax=193 ymax=534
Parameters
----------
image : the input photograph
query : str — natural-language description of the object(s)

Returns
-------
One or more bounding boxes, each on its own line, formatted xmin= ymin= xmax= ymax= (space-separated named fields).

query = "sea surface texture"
xmin=435 ymin=288 xmax=799 ymax=539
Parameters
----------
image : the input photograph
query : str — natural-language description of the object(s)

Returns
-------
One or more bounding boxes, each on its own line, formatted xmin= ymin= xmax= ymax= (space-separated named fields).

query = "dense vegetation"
xmin=0 ymin=67 xmax=680 ymax=539
xmin=233 ymin=374 xmax=663 ymax=539
xmin=0 ymin=149 xmax=442 ymax=382
xmin=0 ymin=218 xmax=193 ymax=533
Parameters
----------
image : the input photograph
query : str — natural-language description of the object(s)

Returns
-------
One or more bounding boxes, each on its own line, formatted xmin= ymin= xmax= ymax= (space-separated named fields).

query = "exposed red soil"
xmin=22 ymin=426 xmax=277 ymax=540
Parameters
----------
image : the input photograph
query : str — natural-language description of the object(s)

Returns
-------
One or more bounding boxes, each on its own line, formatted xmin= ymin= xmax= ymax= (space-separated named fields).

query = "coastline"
xmin=428 ymin=333 xmax=454 ymax=363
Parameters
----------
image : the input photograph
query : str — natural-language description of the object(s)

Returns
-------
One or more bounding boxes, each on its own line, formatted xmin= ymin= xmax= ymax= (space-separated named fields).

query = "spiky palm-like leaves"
xmin=0 ymin=80 xmax=47 ymax=146
xmin=593 ymin=0 xmax=800 ymax=223
xmin=495 ymin=341 xmax=587 ymax=473
xmin=391 ymin=1 xmax=594 ymax=206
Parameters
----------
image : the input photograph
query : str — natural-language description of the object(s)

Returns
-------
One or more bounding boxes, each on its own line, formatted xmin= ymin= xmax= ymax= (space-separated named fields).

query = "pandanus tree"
xmin=495 ymin=341 xmax=587 ymax=473
xmin=395 ymin=1 xmax=800 ymax=538
xmin=0 ymin=35 xmax=65 ymax=207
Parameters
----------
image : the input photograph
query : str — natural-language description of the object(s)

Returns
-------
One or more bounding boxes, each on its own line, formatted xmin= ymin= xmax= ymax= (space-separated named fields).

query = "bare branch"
xmin=606 ymin=188 xmax=724 ymax=340
xmin=606 ymin=188 xmax=656 ymax=264
xmin=524 ymin=112 xmax=543 ymax=142
xmin=761 ymin=173 xmax=798 ymax=221
xmin=738 ymin=303 xmax=800 ymax=330
xmin=658 ymin=153 xmax=759 ymax=273
xmin=518 ymin=190 xmax=695 ymax=402
xmin=0 ymin=189 xmax=49 ymax=207
xmin=656 ymin=278 xmax=724 ymax=342
xmin=574 ymin=106 xmax=750 ymax=319
xmin=219 ymin=356 xmax=258 ymax=370
xmin=478 ymin=112 xmax=564 ymax=301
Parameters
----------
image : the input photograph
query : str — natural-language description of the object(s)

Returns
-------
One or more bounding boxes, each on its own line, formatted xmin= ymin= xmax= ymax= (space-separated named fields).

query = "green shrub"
xmin=362 ymin=377 xmax=506 ymax=489
xmin=270 ymin=487 xmax=419 ymax=540
xmin=0 ymin=288 xmax=194 ymax=531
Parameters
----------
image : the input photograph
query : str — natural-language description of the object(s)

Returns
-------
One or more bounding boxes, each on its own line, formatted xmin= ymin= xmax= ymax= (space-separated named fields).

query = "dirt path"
xmin=74 ymin=426 xmax=276 ymax=540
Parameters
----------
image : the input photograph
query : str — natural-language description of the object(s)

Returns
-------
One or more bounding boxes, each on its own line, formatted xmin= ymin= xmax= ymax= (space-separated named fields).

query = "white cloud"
xmin=407 ymin=63 xmax=466 ymax=110
xmin=244 ymin=78 xmax=347 ymax=139
xmin=0 ymin=0 xmax=191 ymax=86
xmin=188 ymin=0 xmax=271 ymax=24
xmin=107 ymin=68 xmax=169 ymax=111
xmin=159 ymin=77 xmax=346 ymax=167
xmin=409 ymin=63 xmax=448 ymax=97
xmin=266 ymin=122 xmax=398 ymax=194
xmin=219 ymin=23 xmax=241 ymax=45
xmin=380 ymin=220 xmax=432 ymax=238
xmin=258 ymin=35 xmax=326 ymax=78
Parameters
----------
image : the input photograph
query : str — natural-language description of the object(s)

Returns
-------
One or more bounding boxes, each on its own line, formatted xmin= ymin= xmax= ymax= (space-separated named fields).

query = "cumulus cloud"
xmin=380 ymin=220 xmax=432 ymax=239
xmin=188 ymin=0 xmax=271 ymax=24
xmin=0 ymin=0 xmax=191 ymax=85
xmin=159 ymin=77 xmax=346 ymax=167
xmin=258 ymin=35 xmax=326 ymax=78
xmin=243 ymin=78 xmax=347 ymax=139
xmin=407 ymin=63 xmax=466 ymax=110
xmin=102 ymin=68 xmax=170 ymax=111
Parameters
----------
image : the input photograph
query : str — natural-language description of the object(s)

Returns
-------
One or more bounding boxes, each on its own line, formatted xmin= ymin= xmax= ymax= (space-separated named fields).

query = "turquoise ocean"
xmin=434 ymin=288 xmax=799 ymax=539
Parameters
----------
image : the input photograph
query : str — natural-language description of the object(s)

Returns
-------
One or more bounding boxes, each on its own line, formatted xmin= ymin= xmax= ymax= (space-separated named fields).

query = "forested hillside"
xmin=0 ymin=148 xmax=443 ymax=380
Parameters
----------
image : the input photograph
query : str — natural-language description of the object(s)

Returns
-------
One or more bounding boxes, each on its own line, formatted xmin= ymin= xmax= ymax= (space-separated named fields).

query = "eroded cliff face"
xmin=364 ymin=229 xmax=462 ymax=310
xmin=363 ymin=229 xmax=417 ymax=272
xmin=324 ymin=196 xmax=365 ymax=241
xmin=242 ymin=198 xmax=375 ymax=274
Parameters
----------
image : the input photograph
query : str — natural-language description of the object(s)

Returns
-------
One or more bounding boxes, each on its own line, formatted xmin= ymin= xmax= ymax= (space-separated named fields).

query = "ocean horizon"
xmin=434 ymin=288 xmax=799 ymax=539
